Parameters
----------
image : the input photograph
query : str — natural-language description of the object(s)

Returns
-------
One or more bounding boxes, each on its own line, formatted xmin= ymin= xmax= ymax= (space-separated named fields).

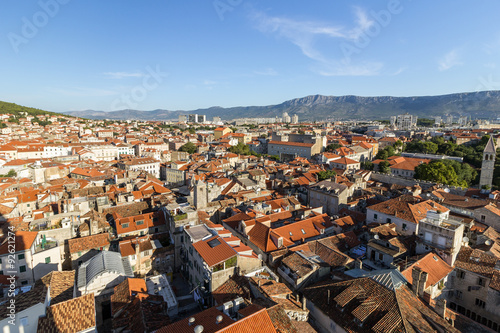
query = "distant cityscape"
xmin=0 ymin=107 xmax=498 ymax=332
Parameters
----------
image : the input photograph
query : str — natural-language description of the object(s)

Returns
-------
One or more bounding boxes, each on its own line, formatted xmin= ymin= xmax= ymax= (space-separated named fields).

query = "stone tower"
xmin=194 ymin=179 xmax=207 ymax=209
xmin=479 ymin=136 xmax=496 ymax=188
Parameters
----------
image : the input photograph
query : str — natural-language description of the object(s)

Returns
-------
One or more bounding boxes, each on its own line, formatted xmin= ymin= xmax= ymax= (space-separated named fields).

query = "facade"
xmin=0 ymin=231 xmax=62 ymax=287
xmin=396 ymin=113 xmax=418 ymax=130
xmin=116 ymin=157 xmax=160 ymax=178
xmin=479 ymin=136 xmax=496 ymax=188
xmin=447 ymin=247 xmax=500 ymax=331
xmin=415 ymin=210 xmax=464 ymax=266
xmin=308 ymin=180 xmax=348 ymax=216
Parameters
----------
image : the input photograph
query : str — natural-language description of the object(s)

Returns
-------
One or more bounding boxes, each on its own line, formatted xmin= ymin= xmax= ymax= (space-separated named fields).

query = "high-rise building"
xmin=390 ymin=116 xmax=397 ymax=127
xmin=291 ymin=114 xmax=299 ymax=124
xmin=188 ymin=114 xmax=198 ymax=123
xmin=396 ymin=113 xmax=417 ymax=130
xmin=458 ymin=116 xmax=469 ymax=127
xmin=282 ymin=112 xmax=291 ymax=123
xmin=198 ymin=115 xmax=206 ymax=123
xmin=213 ymin=116 xmax=221 ymax=123
xmin=178 ymin=115 xmax=187 ymax=123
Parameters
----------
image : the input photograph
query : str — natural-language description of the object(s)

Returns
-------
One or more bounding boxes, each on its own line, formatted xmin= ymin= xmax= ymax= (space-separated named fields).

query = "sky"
xmin=1 ymin=0 xmax=500 ymax=113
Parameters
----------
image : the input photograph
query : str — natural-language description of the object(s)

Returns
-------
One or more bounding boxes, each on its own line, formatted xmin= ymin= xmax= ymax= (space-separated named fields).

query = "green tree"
xmin=228 ymin=143 xmax=251 ymax=155
xmin=188 ymin=128 xmax=196 ymax=134
xmin=317 ymin=170 xmax=336 ymax=181
xmin=326 ymin=143 xmax=342 ymax=151
xmin=421 ymin=141 xmax=438 ymax=154
xmin=379 ymin=161 xmax=391 ymax=174
xmin=415 ymin=160 xmax=467 ymax=187
xmin=179 ymin=142 xmax=197 ymax=154
xmin=361 ymin=161 xmax=374 ymax=170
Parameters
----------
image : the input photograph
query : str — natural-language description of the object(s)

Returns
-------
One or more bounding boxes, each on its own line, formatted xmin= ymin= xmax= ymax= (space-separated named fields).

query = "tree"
xmin=417 ymin=118 xmax=434 ymax=127
xmin=379 ymin=161 xmax=390 ymax=174
xmin=179 ymin=142 xmax=197 ymax=154
xmin=317 ymin=170 xmax=336 ymax=181
xmin=326 ymin=143 xmax=342 ymax=152
xmin=188 ymin=128 xmax=196 ymax=134
xmin=228 ymin=143 xmax=251 ymax=155
xmin=421 ymin=142 xmax=438 ymax=154
xmin=375 ymin=149 xmax=389 ymax=160
xmin=415 ymin=160 xmax=467 ymax=187
xmin=361 ymin=161 xmax=374 ymax=170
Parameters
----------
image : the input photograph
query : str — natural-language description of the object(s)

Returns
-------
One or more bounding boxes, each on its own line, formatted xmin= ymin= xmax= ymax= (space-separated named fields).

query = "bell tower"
xmin=479 ymin=136 xmax=496 ymax=188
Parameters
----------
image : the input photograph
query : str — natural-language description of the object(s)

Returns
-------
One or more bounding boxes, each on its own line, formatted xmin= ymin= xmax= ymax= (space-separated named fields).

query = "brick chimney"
xmin=435 ymin=299 xmax=447 ymax=318
xmin=418 ymin=271 xmax=428 ymax=297
xmin=411 ymin=267 xmax=422 ymax=295
xmin=354 ymin=259 xmax=363 ymax=270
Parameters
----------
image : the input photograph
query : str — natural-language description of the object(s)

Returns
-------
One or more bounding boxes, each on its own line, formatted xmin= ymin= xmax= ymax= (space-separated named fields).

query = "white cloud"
xmin=104 ymin=71 xmax=145 ymax=79
xmin=438 ymin=49 xmax=463 ymax=71
xmin=250 ymin=7 xmax=383 ymax=76
xmin=253 ymin=68 xmax=278 ymax=76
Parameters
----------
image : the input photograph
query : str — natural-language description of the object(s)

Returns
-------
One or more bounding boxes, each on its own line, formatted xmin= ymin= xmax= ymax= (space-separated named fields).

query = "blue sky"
xmin=1 ymin=0 xmax=500 ymax=112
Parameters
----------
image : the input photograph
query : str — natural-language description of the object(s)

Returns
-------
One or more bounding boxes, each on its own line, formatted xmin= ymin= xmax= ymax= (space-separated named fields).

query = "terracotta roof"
xmin=455 ymin=247 xmax=498 ymax=278
xmin=401 ymin=252 xmax=453 ymax=289
xmin=192 ymin=236 xmax=237 ymax=267
xmin=111 ymin=277 xmax=148 ymax=316
xmin=68 ymin=233 xmax=110 ymax=254
xmin=0 ymin=230 xmax=38 ymax=255
xmin=268 ymin=141 xmax=314 ymax=147
xmin=37 ymin=293 xmax=96 ymax=333
xmin=157 ymin=306 xmax=233 ymax=333
xmin=303 ymin=276 xmax=459 ymax=333
xmin=368 ymin=196 xmax=448 ymax=224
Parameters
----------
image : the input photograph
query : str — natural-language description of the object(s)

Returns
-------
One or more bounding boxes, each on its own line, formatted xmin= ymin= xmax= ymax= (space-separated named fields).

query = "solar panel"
xmin=207 ymin=238 xmax=221 ymax=248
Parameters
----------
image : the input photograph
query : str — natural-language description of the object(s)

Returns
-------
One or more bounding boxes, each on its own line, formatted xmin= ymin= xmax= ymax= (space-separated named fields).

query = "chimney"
xmin=354 ymin=259 xmax=362 ymax=270
xmin=135 ymin=237 xmax=141 ymax=273
xmin=302 ymin=296 xmax=307 ymax=311
xmin=418 ymin=271 xmax=428 ymax=297
xmin=327 ymin=289 xmax=330 ymax=305
xmin=258 ymin=279 xmax=261 ymax=287
xmin=435 ymin=299 xmax=447 ymax=318
xmin=411 ymin=267 xmax=421 ymax=295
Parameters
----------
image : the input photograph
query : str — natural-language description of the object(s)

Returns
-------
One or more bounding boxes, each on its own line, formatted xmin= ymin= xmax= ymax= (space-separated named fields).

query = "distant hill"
xmin=0 ymin=101 xmax=61 ymax=118
xmin=58 ymin=90 xmax=500 ymax=121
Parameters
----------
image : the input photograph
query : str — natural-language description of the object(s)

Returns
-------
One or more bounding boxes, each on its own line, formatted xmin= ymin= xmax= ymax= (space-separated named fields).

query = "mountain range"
xmin=60 ymin=90 xmax=500 ymax=121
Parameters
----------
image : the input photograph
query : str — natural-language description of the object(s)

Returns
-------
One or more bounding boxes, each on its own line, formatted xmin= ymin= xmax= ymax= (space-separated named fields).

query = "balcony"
xmin=34 ymin=239 xmax=58 ymax=254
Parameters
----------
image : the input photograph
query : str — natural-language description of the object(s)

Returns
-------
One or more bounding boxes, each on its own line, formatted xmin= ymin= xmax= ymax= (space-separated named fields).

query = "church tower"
xmin=194 ymin=179 xmax=207 ymax=209
xmin=479 ymin=136 xmax=496 ymax=188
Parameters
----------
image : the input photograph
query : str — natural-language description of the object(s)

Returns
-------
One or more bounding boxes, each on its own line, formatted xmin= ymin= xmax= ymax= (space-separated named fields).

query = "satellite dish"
xmin=444 ymin=188 xmax=450 ymax=193
xmin=485 ymin=240 xmax=493 ymax=246
xmin=463 ymin=237 xmax=469 ymax=243
xmin=374 ymin=234 xmax=379 ymax=240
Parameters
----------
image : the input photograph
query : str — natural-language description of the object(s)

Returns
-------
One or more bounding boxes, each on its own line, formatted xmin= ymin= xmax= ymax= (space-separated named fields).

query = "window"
xmin=374 ymin=214 xmax=378 ymax=220
xmin=378 ymin=253 xmax=383 ymax=260
xmin=18 ymin=254 xmax=25 ymax=260
xmin=402 ymin=223 xmax=407 ymax=230
xmin=386 ymin=218 xmax=392 ymax=223
xmin=457 ymin=270 xmax=466 ymax=279
xmin=122 ymin=223 xmax=129 ymax=229
xmin=455 ymin=290 xmax=463 ymax=300
xmin=0 ymin=270 xmax=3 ymax=275
xmin=20 ymin=317 xmax=29 ymax=327
xmin=475 ymin=298 xmax=485 ymax=308
xmin=478 ymin=278 xmax=486 ymax=287
xmin=136 ymin=220 xmax=144 ymax=226
xmin=21 ymin=280 xmax=28 ymax=285
xmin=481 ymin=215 xmax=486 ymax=222
xmin=77 ymin=251 xmax=82 ymax=257
xmin=20 ymin=265 xmax=26 ymax=273
xmin=45 ymin=257 xmax=51 ymax=264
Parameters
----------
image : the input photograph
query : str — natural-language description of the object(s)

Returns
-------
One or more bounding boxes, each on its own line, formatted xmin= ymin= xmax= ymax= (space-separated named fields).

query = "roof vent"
xmin=188 ymin=317 xmax=195 ymax=326
xmin=216 ymin=315 xmax=223 ymax=324
xmin=194 ymin=325 xmax=204 ymax=333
